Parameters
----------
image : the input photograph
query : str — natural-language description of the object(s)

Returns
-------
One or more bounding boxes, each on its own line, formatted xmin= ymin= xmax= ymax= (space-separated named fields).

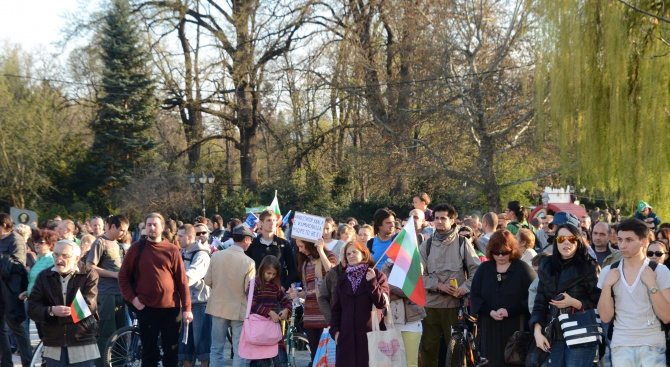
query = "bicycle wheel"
xmin=105 ymin=325 xmax=142 ymax=367
xmin=446 ymin=333 xmax=467 ymax=367
xmin=29 ymin=341 xmax=44 ymax=367
xmin=291 ymin=332 xmax=310 ymax=353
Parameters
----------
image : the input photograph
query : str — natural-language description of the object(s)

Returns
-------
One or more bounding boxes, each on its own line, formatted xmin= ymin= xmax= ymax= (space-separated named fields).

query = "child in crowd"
xmin=250 ymin=256 xmax=292 ymax=367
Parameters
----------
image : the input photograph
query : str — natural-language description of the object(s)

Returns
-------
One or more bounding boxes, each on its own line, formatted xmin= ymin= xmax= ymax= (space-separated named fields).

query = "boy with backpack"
xmin=597 ymin=218 xmax=670 ymax=366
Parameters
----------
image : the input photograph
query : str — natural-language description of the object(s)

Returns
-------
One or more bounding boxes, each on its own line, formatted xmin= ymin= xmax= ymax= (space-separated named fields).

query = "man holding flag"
xmin=28 ymin=240 xmax=100 ymax=367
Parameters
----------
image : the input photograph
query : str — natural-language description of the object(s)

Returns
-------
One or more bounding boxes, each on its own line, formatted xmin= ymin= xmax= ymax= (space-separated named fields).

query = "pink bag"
xmin=238 ymin=278 xmax=282 ymax=359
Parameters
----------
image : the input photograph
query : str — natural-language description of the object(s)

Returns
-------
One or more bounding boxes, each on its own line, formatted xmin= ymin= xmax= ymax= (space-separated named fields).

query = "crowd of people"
xmin=0 ymin=194 xmax=668 ymax=367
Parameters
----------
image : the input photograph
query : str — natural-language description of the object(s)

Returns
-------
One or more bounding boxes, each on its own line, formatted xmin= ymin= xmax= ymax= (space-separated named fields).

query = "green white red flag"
xmin=385 ymin=219 xmax=426 ymax=307
xmin=270 ymin=191 xmax=281 ymax=216
xmin=70 ymin=289 xmax=91 ymax=323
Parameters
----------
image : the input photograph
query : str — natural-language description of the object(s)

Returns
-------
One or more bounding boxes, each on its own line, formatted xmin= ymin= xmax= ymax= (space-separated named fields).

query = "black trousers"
xmin=137 ymin=306 xmax=181 ymax=367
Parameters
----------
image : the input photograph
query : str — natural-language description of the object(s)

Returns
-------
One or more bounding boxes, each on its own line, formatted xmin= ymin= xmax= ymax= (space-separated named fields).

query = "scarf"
xmin=346 ymin=264 xmax=369 ymax=293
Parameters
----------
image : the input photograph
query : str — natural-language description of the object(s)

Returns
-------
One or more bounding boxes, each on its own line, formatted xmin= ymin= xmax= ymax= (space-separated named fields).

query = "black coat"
xmin=246 ymin=235 xmax=298 ymax=290
xmin=28 ymin=267 xmax=99 ymax=347
xmin=529 ymin=255 xmax=600 ymax=332
xmin=470 ymin=260 xmax=536 ymax=367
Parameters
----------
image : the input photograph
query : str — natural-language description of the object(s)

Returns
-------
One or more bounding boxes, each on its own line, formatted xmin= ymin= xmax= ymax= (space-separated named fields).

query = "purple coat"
xmin=330 ymin=267 xmax=389 ymax=367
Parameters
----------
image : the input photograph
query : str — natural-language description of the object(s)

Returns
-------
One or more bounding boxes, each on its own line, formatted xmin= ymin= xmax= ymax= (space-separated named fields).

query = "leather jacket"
xmin=529 ymin=255 xmax=600 ymax=337
xmin=28 ymin=267 xmax=99 ymax=347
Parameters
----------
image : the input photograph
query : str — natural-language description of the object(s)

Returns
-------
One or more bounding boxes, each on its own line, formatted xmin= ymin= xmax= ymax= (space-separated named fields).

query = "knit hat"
xmin=637 ymin=200 xmax=652 ymax=214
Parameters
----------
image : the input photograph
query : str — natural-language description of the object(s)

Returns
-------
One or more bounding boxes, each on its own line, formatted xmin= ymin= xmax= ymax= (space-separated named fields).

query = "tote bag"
xmin=558 ymin=308 xmax=603 ymax=349
xmin=239 ymin=278 xmax=282 ymax=359
xmin=367 ymin=294 xmax=407 ymax=367
xmin=313 ymin=327 xmax=336 ymax=367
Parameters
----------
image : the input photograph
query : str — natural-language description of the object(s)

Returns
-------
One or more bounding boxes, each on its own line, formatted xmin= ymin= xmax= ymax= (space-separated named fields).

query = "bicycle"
xmin=445 ymin=296 xmax=488 ymax=367
xmin=29 ymin=341 xmax=44 ymax=367
xmin=285 ymin=298 xmax=310 ymax=367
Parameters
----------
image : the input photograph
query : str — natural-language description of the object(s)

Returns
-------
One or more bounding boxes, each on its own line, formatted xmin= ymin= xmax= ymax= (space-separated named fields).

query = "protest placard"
xmin=291 ymin=212 xmax=326 ymax=242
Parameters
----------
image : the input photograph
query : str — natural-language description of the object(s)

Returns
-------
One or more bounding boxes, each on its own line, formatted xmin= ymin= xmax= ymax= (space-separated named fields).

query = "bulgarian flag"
xmin=70 ymin=289 xmax=92 ymax=323
xmin=269 ymin=191 xmax=281 ymax=216
xmin=385 ymin=219 xmax=426 ymax=306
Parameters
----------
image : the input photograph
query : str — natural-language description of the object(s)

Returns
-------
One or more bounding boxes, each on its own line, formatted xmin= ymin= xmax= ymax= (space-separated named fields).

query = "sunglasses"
xmin=196 ymin=231 xmax=208 ymax=236
xmin=491 ymin=251 xmax=511 ymax=256
xmin=460 ymin=234 xmax=472 ymax=239
xmin=557 ymin=235 xmax=577 ymax=244
xmin=35 ymin=240 xmax=46 ymax=244
xmin=647 ymin=251 xmax=667 ymax=257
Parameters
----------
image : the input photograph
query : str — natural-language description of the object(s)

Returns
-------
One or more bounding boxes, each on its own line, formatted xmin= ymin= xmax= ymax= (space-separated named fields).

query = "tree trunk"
xmin=239 ymin=123 xmax=258 ymax=191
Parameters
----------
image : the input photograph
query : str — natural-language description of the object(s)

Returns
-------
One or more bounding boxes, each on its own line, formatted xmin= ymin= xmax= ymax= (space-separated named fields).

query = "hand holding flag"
xmin=70 ymin=289 xmax=92 ymax=323
xmin=384 ymin=219 xmax=426 ymax=306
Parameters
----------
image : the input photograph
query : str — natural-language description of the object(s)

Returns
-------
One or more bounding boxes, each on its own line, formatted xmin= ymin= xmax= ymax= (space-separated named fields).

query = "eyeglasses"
xmin=557 ymin=235 xmax=577 ymax=244
xmin=196 ymin=231 xmax=208 ymax=236
xmin=35 ymin=240 xmax=46 ymax=244
xmin=491 ymin=251 xmax=511 ymax=256
xmin=53 ymin=253 xmax=73 ymax=259
xmin=648 ymin=251 xmax=667 ymax=257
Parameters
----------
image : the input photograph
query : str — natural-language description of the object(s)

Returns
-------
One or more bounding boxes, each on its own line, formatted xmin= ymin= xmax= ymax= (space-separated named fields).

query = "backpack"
xmin=425 ymin=234 xmax=472 ymax=280
xmin=182 ymin=248 xmax=211 ymax=263
xmin=606 ymin=260 xmax=668 ymax=339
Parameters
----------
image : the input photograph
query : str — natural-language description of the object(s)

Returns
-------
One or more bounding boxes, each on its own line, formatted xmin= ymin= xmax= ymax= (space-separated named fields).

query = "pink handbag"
xmin=238 ymin=278 xmax=282 ymax=359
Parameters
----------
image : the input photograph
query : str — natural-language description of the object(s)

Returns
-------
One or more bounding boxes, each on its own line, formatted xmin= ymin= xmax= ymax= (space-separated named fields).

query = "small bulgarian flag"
xmin=70 ymin=289 xmax=92 ymax=323
xmin=384 ymin=219 xmax=426 ymax=307
xmin=269 ymin=191 xmax=281 ymax=216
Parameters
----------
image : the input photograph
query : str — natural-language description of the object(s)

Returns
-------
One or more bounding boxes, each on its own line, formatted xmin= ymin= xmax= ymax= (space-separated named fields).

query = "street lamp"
xmin=189 ymin=172 xmax=215 ymax=217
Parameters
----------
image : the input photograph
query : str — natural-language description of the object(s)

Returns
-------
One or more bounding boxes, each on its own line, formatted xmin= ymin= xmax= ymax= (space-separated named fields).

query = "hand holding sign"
xmin=291 ymin=212 xmax=326 ymax=242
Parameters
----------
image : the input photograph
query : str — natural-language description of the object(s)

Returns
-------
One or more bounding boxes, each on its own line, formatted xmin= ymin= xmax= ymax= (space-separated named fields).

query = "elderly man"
xmin=28 ymin=240 xmax=99 ymax=367
xmin=206 ymin=225 xmax=256 ymax=367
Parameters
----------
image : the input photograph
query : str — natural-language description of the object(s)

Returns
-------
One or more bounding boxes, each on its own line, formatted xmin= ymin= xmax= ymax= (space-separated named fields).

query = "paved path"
xmin=14 ymin=320 xmax=312 ymax=366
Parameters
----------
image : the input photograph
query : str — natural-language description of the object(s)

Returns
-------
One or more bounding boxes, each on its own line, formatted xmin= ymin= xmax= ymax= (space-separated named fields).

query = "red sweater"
xmin=118 ymin=239 xmax=191 ymax=312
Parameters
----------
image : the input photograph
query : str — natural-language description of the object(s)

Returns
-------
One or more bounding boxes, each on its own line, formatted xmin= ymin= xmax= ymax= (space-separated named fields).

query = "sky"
xmin=0 ymin=0 xmax=88 ymax=53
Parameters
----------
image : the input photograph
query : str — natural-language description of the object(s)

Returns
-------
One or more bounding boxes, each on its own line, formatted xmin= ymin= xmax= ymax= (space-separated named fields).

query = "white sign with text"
xmin=291 ymin=212 xmax=326 ymax=242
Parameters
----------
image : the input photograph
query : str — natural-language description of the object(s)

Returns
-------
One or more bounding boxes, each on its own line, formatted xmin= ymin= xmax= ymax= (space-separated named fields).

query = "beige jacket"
xmin=420 ymin=229 xmax=481 ymax=309
xmin=205 ymin=245 xmax=256 ymax=320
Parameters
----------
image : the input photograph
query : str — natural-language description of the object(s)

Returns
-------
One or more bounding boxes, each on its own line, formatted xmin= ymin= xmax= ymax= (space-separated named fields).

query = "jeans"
xmin=211 ymin=316 xmax=245 ymax=367
xmin=178 ymin=304 xmax=212 ymax=363
xmin=45 ymin=347 xmax=95 ymax=367
xmin=137 ymin=306 xmax=181 ymax=367
xmin=547 ymin=339 xmax=598 ymax=367
xmin=94 ymin=294 xmax=127 ymax=367
xmin=611 ymin=345 xmax=666 ymax=367
xmin=250 ymin=347 xmax=287 ymax=367
xmin=0 ymin=312 xmax=32 ymax=367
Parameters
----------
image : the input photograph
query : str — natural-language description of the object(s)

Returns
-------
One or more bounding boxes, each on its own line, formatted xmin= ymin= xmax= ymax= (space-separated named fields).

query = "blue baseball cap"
xmin=549 ymin=212 xmax=580 ymax=228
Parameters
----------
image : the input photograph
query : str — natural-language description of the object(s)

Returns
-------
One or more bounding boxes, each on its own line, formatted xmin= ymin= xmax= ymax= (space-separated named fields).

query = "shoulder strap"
xmin=649 ymin=261 xmax=659 ymax=271
xmin=182 ymin=248 xmax=210 ymax=263
xmin=610 ymin=260 xmax=620 ymax=269
xmin=425 ymin=237 xmax=433 ymax=257
xmin=459 ymin=235 xmax=469 ymax=280
xmin=133 ymin=237 xmax=147 ymax=277
xmin=245 ymin=278 xmax=256 ymax=318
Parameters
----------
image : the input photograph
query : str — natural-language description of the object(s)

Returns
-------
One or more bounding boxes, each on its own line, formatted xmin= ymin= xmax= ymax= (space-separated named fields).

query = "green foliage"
xmin=89 ymin=0 xmax=159 ymax=193
xmin=0 ymin=44 xmax=86 ymax=210
xmin=535 ymin=0 xmax=670 ymax=218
